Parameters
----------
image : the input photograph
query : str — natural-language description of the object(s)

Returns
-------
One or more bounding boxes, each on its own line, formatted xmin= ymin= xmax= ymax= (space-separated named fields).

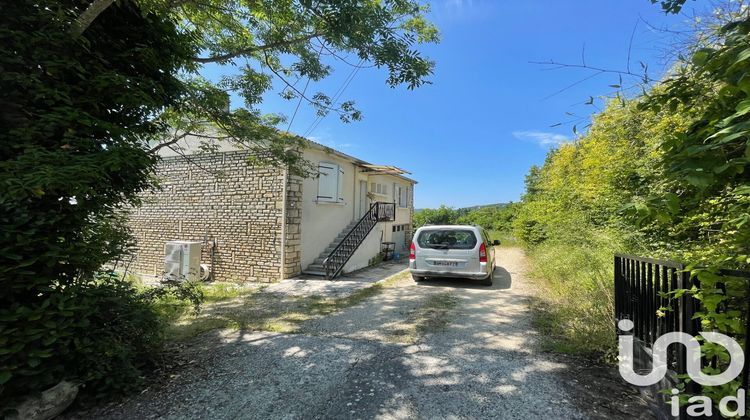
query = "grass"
xmin=202 ymin=282 xmax=261 ymax=302
xmin=151 ymin=282 xmax=260 ymax=325
xmin=524 ymin=236 xmax=620 ymax=358
xmin=159 ymin=270 xmax=411 ymax=341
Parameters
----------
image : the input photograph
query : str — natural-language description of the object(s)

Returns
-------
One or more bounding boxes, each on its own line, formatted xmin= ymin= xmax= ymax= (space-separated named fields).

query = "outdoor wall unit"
xmin=164 ymin=240 xmax=201 ymax=282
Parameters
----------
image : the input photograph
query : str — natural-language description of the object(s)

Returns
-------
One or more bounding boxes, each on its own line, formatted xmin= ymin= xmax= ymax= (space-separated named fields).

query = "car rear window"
xmin=417 ymin=229 xmax=477 ymax=250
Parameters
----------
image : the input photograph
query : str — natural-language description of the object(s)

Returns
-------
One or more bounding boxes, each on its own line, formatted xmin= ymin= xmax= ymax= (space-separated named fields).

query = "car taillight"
xmin=409 ymin=242 xmax=416 ymax=260
xmin=479 ymin=242 xmax=487 ymax=263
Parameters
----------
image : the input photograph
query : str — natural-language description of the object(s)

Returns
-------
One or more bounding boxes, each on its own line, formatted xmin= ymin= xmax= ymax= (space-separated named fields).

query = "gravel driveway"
xmin=78 ymin=247 xmax=647 ymax=419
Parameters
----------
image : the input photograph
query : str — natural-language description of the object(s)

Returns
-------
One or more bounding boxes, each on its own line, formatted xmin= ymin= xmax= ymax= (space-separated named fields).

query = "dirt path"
xmin=76 ymin=247 xmax=649 ymax=419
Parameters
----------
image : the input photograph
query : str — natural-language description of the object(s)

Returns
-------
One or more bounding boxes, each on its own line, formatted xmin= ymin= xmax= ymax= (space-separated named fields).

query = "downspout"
xmin=279 ymin=167 xmax=289 ymax=282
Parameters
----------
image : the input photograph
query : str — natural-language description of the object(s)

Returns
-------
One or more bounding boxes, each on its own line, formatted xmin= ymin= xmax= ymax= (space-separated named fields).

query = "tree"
xmin=0 ymin=0 xmax=195 ymax=406
xmin=70 ymin=0 xmax=439 ymax=172
xmin=413 ymin=205 xmax=460 ymax=228
xmin=513 ymin=0 xmax=750 ymax=402
xmin=1 ymin=0 xmax=438 ymax=407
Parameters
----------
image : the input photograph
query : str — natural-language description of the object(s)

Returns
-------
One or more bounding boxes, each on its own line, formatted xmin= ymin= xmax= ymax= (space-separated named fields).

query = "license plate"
xmin=433 ymin=260 xmax=459 ymax=267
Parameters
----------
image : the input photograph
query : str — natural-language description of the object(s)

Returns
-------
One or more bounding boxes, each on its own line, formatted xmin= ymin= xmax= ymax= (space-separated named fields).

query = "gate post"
xmin=614 ymin=255 xmax=621 ymax=341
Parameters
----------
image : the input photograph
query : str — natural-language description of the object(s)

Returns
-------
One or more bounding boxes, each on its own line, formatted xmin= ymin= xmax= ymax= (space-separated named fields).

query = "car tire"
xmin=482 ymin=269 xmax=494 ymax=286
xmin=412 ymin=274 xmax=425 ymax=282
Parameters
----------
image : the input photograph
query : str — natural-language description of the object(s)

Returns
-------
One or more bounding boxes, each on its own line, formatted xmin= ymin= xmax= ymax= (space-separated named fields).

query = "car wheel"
xmin=412 ymin=274 xmax=425 ymax=282
xmin=482 ymin=269 xmax=493 ymax=286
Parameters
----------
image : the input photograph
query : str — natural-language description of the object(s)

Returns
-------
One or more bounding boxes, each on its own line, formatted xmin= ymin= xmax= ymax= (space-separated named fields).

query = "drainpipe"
xmin=279 ymin=167 xmax=288 ymax=282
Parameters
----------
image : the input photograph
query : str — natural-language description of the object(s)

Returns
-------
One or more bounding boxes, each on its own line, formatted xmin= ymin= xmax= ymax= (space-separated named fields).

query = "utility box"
xmin=164 ymin=241 xmax=201 ymax=282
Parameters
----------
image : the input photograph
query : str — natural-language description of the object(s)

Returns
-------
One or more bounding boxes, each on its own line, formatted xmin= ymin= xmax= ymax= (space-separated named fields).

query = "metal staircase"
xmin=302 ymin=202 xmax=395 ymax=279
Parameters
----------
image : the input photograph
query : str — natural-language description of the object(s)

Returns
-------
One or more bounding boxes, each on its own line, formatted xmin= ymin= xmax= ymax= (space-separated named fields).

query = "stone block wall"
xmin=283 ymin=175 xmax=303 ymax=278
xmin=128 ymin=151 xmax=286 ymax=283
xmin=404 ymin=184 xmax=415 ymax=250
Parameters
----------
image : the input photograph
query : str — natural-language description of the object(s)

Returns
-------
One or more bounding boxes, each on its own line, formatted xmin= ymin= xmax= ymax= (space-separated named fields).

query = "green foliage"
xmin=528 ymin=233 xmax=623 ymax=355
xmin=0 ymin=271 xmax=205 ymax=411
xmin=651 ymin=0 xmax=689 ymax=14
xmin=637 ymin=15 xmax=750 ymax=403
xmin=0 ymin=0 xmax=194 ymax=408
xmin=516 ymin=4 xmax=750 ymax=405
xmin=639 ymin=18 xmax=750 ymax=269
xmin=414 ymin=203 xmax=518 ymax=229
xmin=1 ymin=0 xmax=192 ymax=296
xmin=456 ymin=203 xmax=520 ymax=232
xmin=130 ymin=0 xmax=439 ymax=171
xmin=1 ymin=275 xmax=148 ymax=410
xmin=413 ymin=205 xmax=462 ymax=227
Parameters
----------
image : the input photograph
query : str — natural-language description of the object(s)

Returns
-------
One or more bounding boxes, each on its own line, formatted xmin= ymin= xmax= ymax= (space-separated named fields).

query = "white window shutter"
xmin=317 ymin=163 xmax=337 ymax=202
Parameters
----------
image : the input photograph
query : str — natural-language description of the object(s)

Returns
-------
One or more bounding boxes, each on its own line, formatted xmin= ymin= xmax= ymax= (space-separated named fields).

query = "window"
xmin=370 ymin=182 xmax=388 ymax=196
xmin=417 ymin=229 xmax=477 ymax=250
xmin=317 ymin=163 xmax=344 ymax=203
xmin=396 ymin=185 xmax=409 ymax=208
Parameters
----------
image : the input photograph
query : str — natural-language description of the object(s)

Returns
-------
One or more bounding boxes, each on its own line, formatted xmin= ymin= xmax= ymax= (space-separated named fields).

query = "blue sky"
xmin=204 ymin=0 xmax=712 ymax=209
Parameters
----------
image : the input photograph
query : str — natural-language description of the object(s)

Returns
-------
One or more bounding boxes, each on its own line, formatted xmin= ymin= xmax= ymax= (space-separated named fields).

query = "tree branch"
xmin=149 ymin=131 xmax=190 ymax=154
xmin=530 ymin=60 xmax=650 ymax=84
xmin=193 ymin=33 xmax=321 ymax=63
xmin=71 ymin=0 xmax=115 ymax=37
xmin=262 ymin=52 xmax=342 ymax=115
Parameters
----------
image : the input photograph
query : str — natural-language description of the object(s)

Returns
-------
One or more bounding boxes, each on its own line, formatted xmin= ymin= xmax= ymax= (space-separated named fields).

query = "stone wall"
xmin=128 ymin=151 xmax=285 ymax=283
xmin=404 ymin=184 xmax=415 ymax=250
xmin=283 ymin=175 xmax=303 ymax=278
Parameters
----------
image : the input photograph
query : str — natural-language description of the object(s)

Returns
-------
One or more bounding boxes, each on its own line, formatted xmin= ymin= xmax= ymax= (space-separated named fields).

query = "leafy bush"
xmin=413 ymin=205 xmax=462 ymax=227
xmin=515 ymin=4 xmax=750 ymax=405
xmin=1 ymin=277 xmax=160 ymax=409
xmin=0 ymin=0 xmax=194 ymax=410
xmin=0 ymin=273 xmax=205 ymax=412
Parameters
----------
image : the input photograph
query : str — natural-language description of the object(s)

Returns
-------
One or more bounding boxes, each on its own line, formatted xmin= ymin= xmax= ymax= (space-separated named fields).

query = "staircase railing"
xmin=323 ymin=202 xmax=396 ymax=279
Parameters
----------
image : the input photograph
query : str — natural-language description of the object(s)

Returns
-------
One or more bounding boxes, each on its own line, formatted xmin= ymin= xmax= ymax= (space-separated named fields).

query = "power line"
xmin=302 ymin=58 xmax=364 ymax=138
xmin=286 ymin=76 xmax=311 ymax=132
xmin=286 ymin=45 xmax=324 ymax=132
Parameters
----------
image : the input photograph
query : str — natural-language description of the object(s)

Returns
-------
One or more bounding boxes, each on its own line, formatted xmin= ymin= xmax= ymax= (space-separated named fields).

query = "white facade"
xmin=151 ymin=131 xmax=415 ymax=280
xmin=298 ymin=144 xmax=415 ymax=275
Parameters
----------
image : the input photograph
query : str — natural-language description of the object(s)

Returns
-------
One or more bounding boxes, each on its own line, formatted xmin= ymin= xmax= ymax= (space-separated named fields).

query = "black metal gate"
xmin=614 ymin=254 xmax=750 ymax=397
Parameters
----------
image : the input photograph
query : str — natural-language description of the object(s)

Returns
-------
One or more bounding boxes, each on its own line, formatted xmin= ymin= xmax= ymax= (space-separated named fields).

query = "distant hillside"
xmin=458 ymin=202 xmax=510 ymax=212
xmin=415 ymin=202 xmax=511 ymax=213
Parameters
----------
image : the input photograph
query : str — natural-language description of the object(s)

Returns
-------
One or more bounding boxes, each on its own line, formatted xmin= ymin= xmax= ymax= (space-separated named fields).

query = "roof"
xmin=360 ymin=164 xmax=411 ymax=176
xmin=156 ymin=127 xmax=416 ymax=184
xmin=303 ymin=137 xmax=417 ymax=184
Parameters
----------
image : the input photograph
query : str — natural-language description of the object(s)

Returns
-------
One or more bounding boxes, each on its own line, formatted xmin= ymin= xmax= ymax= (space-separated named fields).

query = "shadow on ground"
xmin=414 ymin=266 xmax=512 ymax=290
xmin=67 ymin=250 xmax=651 ymax=419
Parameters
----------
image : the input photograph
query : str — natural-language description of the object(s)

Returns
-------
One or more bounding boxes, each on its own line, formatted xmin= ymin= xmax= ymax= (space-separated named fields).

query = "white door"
xmin=359 ymin=180 xmax=368 ymax=217
xmin=392 ymin=226 xmax=406 ymax=253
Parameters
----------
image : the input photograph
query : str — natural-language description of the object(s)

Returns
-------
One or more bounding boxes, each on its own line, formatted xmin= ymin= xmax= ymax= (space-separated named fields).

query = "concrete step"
xmin=305 ymin=219 xmax=368 ymax=278
xmin=302 ymin=269 xmax=326 ymax=277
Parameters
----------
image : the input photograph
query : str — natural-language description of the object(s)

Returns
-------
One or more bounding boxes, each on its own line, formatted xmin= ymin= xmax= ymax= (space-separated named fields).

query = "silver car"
xmin=408 ymin=225 xmax=498 ymax=286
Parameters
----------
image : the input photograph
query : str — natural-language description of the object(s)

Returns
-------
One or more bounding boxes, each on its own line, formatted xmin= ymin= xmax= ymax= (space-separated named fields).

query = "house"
xmin=127 ymin=136 xmax=416 ymax=283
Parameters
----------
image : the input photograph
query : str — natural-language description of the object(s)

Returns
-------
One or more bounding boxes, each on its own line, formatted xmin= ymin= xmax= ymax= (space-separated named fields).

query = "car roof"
xmin=416 ymin=225 xmax=480 ymax=230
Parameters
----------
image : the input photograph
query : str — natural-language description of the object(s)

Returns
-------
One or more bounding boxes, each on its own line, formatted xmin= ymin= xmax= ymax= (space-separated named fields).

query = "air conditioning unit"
xmin=164 ymin=241 xmax=201 ymax=282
